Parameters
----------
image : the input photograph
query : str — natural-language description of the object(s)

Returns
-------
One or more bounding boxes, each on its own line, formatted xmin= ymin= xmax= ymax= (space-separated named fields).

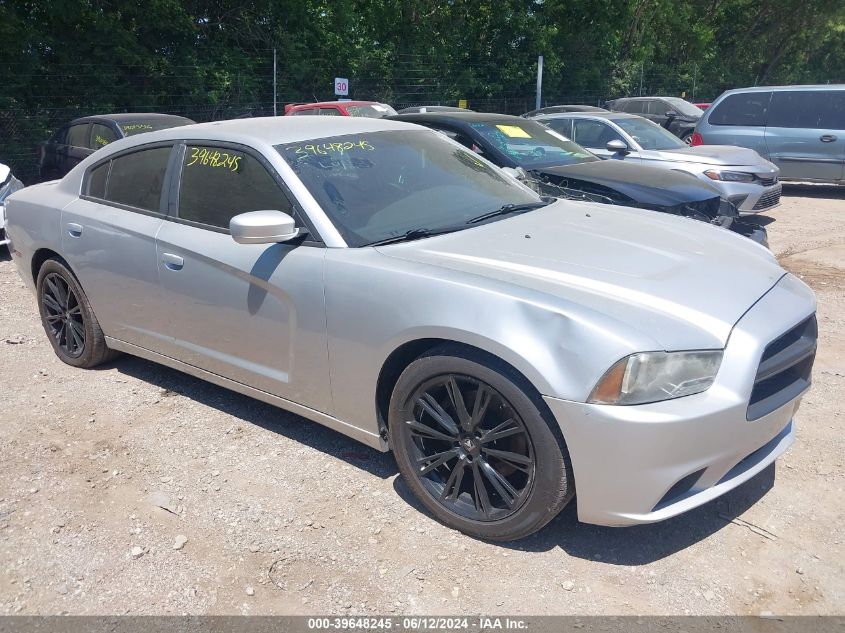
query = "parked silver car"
xmin=533 ymin=112 xmax=782 ymax=213
xmin=693 ymin=85 xmax=845 ymax=184
xmin=5 ymin=117 xmax=816 ymax=540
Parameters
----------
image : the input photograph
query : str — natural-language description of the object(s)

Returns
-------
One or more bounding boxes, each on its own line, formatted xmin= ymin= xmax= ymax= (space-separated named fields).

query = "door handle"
xmin=820 ymin=134 xmax=837 ymax=143
xmin=161 ymin=253 xmax=184 ymax=271
xmin=66 ymin=223 xmax=83 ymax=238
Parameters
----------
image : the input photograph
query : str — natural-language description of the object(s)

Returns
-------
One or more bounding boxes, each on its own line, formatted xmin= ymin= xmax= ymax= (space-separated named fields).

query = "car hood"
xmin=642 ymin=145 xmax=774 ymax=168
xmin=534 ymin=161 xmax=720 ymax=206
xmin=377 ymin=201 xmax=784 ymax=349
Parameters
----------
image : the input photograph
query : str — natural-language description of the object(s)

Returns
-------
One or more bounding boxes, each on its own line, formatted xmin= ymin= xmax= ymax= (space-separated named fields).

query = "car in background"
xmin=284 ymin=101 xmax=397 ymax=118
xmin=536 ymin=112 xmax=781 ymax=213
xmin=390 ymin=111 xmax=766 ymax=244
xmin=0 ymin=162 xmax=24 ymax=247
xmin=522 ymin=105 xmax=607 ymax=117
xmin=694 ymin=103 xmax=711 ymax=110
xmin=5 ymin=116 xmax=816 ymax=540
xmin=396 ymin=105 xmax=473 ymax=114
xmin=37 ymin=113 xmax=195 ymax=181
xmin=693 ymin=85 xmax=845 ymax=184
xmin=605 ymin=96 xmax=703 ymax=144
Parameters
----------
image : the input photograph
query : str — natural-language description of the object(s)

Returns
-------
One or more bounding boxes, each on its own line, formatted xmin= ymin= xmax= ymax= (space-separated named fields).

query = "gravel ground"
xmin=1 ymin=184 xmax=843 ymax=616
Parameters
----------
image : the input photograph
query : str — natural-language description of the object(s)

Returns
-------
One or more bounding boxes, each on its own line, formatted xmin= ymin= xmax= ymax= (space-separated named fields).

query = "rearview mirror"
xmin=606 ymin=139 xmax=630 ymax=155
xmin=230 ymin=210 xmax=301 ymax=244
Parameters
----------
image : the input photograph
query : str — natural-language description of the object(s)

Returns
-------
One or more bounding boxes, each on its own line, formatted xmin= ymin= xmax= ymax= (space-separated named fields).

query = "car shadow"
xmin=393 ymin=461 xmax=776 ymax=564
xmin=0 ymin=247 xmax=10 ymax=262
xmin=782 ymin=183 xmax=845 ymax=199
xmin=99 ymin=353 xmax=777 ymax=563
xmin=106 ymin=354 xmax=397 ymax=480
xmin=741 ymin=213 xmax=775 ymax=227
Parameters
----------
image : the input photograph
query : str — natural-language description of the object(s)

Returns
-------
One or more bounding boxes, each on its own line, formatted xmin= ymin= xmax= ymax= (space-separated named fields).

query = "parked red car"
xmin=283 ymin=100 xmax=397 ymax=117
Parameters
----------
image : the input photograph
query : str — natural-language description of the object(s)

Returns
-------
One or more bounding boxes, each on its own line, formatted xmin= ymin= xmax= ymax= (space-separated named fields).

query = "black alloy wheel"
xmin=405 ymin=374 xmax=535 ymax=522
xmin=41 ymin=272 xmax=86 ymax=358
xmin=389 ymin=348 xmax=574 ymax=541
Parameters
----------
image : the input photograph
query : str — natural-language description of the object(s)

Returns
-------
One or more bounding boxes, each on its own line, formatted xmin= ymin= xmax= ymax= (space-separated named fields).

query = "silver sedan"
xmin=533 ymin=111 xmax=783 ymax=213
xmin=5 ymin=117 xmax=816 ymax=540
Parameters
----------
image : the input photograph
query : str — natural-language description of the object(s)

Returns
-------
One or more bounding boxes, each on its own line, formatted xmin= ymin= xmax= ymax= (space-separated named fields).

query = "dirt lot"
xmin=1 ymin=185 xmax=843 ymax=616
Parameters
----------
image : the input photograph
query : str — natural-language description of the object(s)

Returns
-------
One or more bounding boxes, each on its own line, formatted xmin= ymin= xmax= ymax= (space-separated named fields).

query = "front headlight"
xmin=704 ymin=169 xmax=755 ymax=183
xmin=588 ymin=350 xmax=723 ymax=405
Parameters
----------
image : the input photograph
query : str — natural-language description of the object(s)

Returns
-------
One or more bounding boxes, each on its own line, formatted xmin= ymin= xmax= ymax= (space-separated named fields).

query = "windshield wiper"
xmin=466 ymin=200 xmax=551 ymax=224
xmin=368 ymin=226 xmax=464 ymax=247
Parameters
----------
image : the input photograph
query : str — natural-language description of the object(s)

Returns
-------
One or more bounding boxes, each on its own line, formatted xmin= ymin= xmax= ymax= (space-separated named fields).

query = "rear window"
xmin=768 ymin=90 xmax=845 ymax=129
xmin=119 ymin=117 xmax=193 ymax=137
xmin=708 ymin=92 xmax=771 ymax=126
xmin=344 ymin=104 xmax=397 ymax=118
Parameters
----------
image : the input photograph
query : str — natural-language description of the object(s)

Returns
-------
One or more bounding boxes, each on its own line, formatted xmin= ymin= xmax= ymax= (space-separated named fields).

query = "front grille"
xmin=757 ymin=175 xmax=779 ymax=187
xmin=747 ymin=316 xmax=817 ymax=420
xmin=752 ymin=184 xmax=782 ymax=210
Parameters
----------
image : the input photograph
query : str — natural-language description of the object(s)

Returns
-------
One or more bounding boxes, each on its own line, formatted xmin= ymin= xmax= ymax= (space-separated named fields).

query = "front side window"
xmin=544 ymin=118 xmax=573 ymax=138
xmin=277 ymin=130 xmax=541 ymax=247
xmin=105 ymin=146 xmax=172 ymax=212
xmin=66 ymin=124 xmax=90 ymax=148
xmin=319 ymin=108 xmax=341 ymax=116
xmin=468 ymin=120 xmax=598 ymax=168
xmin=614 ymin=117 xmax=686 ymax=150
xmin=90 ymin=124 xmax=117 ymax=150
xmin=708 ymin=92 xmax=771 ymax=126
xmin=647 ymin=100 xmax=669 ymax=116
xmin=292 ymin=109 xmax=318 ymax=116
xmin=178 ymin=145 xmax=293 ymax=229
xmin=571 ymin=119 xmax=623 ymax=149
xmin=661 ymin=97 xmax=703 ymax=118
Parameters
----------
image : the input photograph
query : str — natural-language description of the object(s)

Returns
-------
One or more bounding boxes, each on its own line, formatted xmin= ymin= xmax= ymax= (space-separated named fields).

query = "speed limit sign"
xmin=334 ymin=77 xmax=349 ymax=96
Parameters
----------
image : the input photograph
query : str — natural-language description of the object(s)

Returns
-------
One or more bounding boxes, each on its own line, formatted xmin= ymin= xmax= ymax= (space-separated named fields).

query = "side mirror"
xmin=665 ymin=109 xmax=677 ymax=119
xmin=501 ymin=166 xmax=529 ymax=180
xmin=230 ymin=210 xmax=301 ymax=244
xmin=606 ymin=139 xmax=630 ymax=155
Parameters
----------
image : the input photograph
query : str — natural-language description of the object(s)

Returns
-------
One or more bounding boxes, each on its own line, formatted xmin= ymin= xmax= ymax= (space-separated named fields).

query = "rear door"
xmin=764 ymin=90 xmax=845 ymax=182
xmin=61 ymin=144 xmax=174 ymax=350
xmin=153 ymin=142 xmax=332 ymax=410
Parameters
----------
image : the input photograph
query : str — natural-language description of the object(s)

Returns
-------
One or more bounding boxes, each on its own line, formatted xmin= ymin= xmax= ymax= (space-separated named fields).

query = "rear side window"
xmin=319 ymin=108 xmax=341 ymax=116
xmin=90 ymin=124 xmax=117 ymax=149
xmin=87 ymin=162 xmax=110 ymax=198
xmin=708 ymin=92 xmax=771 ymax=126
xmin=105 ymin=147 xmax=172 ymax=212
xmin=177 ymin=145 xmax=293 ymax=229
xmin=768 ymin=90 xmax=845 ymax=129
xmin=292 ymin=109 xmax=317 ymax=116
xmin=66 ymin=124 xmax=90 ymax=148
xmin=622 ymin=100 xmax=644 ymax=114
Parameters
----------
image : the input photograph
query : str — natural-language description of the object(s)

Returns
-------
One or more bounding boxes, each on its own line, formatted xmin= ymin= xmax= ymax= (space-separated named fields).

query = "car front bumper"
xmin=544 ymin=273 xmax=815 ymax=526
xmin=721 ymin=181 xmax=782 ymax=214
xmin=0 ymin=204 xmax=8 ymax=246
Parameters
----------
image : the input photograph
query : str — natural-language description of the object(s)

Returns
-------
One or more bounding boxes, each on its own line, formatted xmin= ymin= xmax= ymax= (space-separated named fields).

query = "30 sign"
xmin=334 ymin=77 xmax=349 ymax=96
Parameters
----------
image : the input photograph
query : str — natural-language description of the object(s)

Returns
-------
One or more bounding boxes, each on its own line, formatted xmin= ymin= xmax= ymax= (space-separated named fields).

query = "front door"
xmin=154 ymin=143 xmax=332 ymax=411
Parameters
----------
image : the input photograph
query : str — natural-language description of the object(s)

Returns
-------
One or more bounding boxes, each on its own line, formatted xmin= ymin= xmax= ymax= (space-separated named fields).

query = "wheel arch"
xmin=374 ymin=337 xmax=564 ymax=450
xmin=31 ymin=247 xmax=67 ymax=285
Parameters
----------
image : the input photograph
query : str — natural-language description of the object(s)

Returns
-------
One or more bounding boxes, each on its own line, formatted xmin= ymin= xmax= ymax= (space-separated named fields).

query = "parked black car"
xmin=604 ymin=97 xmax=702 ymax=144
xmin=389 ymin=112 xmax=766 ymax=245
xmin=37 ymin=113 xmax=195 ymax=181
xmin=522 ymin=105 xmax=608 ymax=117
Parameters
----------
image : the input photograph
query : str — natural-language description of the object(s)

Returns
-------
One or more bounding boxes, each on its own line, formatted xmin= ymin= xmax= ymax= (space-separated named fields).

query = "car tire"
xmin=36 ymin=258 xmax=118 ymax=368
xmin=682 ymin=131 xmax=694 ymax=145
xmin=389 ymin=345 xmax=574 ymax=541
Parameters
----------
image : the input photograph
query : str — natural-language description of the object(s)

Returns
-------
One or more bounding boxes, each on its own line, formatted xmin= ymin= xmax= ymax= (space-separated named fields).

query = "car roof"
xmin=70 ymin=113 xmax=192 ymax=124
xmin=390 ymin=112 xmax=524 ymax=126
xmin=535 ymin=112 xmax=639 ymax=121
xmin=290 ymin=101 xmax=385 ymax=108
xmin=104 ymin=116 xmax=423 ymax=148
xmin=719 ymin=84 xmax=845 ymax=94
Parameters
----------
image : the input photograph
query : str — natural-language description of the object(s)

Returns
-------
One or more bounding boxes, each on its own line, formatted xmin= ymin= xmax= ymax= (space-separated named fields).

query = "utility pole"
xmin=639 ymin=63 xmax=644 ymax=96
xmin=273 ymin=48 xmax=278 ymax=116
xmin=535 ymin=55 xmax=544 ymax=110
xmin=692 ymin=63 xmax=697 ymax=101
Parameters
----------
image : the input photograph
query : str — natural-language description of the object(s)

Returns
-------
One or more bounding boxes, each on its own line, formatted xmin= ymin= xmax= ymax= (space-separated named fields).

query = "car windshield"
xmin=614 ymin=117 xmax=687 ymax=150
xmin=468 ymin=120 xmax=598 ymax=168
xmin=119 ymin=117 xmax=193 ymax=136
xmin=662 ymin=97 xmax=703 ymax=118
xmin=344 ymin=104 xmax=397 ymax=118
xmin=277 ymin=130 xmax=541 ymax=247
